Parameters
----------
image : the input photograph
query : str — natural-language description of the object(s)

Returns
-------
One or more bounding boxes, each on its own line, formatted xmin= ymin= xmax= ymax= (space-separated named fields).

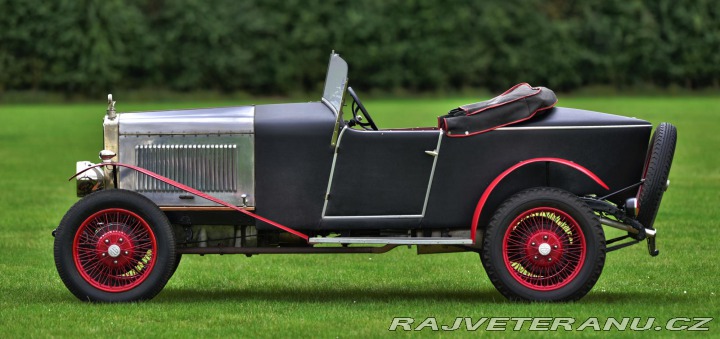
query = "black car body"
xmin=54 ymin=53 xmax=677 ymax=302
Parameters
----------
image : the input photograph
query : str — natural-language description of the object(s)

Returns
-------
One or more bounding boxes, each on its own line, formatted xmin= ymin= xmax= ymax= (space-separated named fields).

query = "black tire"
xmin=54 ymin=189 xmax=176 ymax=302
xmin=481 ymin=188 xmax=605 ymax=301
xmin=636 ymin=123 xmax=677 ymax=229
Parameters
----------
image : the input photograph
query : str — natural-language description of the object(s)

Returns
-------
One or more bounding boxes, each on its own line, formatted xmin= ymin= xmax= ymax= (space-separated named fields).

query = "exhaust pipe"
xmin=599 ymin=217 xmax=656 ymax=238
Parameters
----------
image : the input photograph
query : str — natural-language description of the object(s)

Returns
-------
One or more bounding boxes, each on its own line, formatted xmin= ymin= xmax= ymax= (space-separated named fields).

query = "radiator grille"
xmin=135 ymin=144 xmax=237 ymax=192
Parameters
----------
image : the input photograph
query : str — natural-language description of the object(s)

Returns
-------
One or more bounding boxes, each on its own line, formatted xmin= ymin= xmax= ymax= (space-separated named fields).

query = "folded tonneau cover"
xmin=438 ymin=83 xmax=557 ymax=137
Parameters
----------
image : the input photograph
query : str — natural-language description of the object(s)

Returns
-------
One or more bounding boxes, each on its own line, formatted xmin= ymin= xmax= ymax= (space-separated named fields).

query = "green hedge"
xmin=1 ymin=0 xmax=718 ymax=96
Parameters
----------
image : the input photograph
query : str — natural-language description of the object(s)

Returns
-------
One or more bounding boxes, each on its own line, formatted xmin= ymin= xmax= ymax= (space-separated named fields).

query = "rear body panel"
xmin=425 ymin=107 xmax=651 ymax=230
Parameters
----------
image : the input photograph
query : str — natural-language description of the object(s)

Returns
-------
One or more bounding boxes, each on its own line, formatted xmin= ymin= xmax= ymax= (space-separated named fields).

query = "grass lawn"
xmin=0 ymin=95 xmax=718 ymax=337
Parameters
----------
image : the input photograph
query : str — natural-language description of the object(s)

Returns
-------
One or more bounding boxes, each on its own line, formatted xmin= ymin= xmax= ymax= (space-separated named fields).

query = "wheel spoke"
xmin=73 ymin=208 xmax=158 ymax=293
xmin=503 ymin=207 xmax=587 ymax=291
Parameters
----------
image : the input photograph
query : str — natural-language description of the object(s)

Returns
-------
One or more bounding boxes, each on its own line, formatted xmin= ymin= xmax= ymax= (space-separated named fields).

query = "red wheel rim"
xmin=502 ymin=207 xmax=586 ymax=291
xmin=72 ymin=208 xmax=157 ymax=292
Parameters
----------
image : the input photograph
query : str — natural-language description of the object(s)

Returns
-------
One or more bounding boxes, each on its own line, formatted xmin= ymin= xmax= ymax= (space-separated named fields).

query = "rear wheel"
xmin=636 ymin=123 xmax=677 ymax=228
xmin=481 ymin=188 xmax=605 ymax=301
xmin=54 ymin=189 xmax=176 ymax=302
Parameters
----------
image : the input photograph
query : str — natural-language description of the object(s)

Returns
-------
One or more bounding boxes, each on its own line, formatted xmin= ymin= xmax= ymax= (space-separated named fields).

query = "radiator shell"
xmin=116 ymin=106 xmax=254 ymax=207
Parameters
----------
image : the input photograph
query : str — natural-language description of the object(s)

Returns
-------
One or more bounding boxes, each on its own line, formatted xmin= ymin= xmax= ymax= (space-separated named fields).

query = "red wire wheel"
xmin=55 ymin=189 xmax=176 ymax=302
xmin=73 ymin=208 xmax=157 ymax=292
xmin=482 ymin=188 xmax=605 ymax=302
xmin=502 ymin=207 xmax=585 ymax=291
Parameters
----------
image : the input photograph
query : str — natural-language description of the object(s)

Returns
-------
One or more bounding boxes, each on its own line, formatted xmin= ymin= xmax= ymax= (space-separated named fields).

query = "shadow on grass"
xmin=157 ymin=286 xmax=502 ymax=304
xmin=156 ymin=287 xmax=685 ymax=304
xmin=33 ymin=285 xmax=689 ymax=305
xmin=581 ymin=291 xmax=687 ymax=304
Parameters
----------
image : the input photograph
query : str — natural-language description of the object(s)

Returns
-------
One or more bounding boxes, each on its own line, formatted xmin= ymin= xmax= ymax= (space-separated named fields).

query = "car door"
xmin=322 ymin=127 xmax=443 ymax=218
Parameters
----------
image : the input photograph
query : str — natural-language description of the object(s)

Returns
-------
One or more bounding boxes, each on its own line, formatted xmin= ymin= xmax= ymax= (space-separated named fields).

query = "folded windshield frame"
xmin=321 ymin=52 xmax=348 ymax=146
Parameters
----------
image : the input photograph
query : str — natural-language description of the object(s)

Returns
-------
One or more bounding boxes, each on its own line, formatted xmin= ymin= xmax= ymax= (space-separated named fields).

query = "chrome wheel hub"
xmin=538 ymin=243 xmax=551 ymax=256
xmin=107 ymin=244 xmax=121 ymax=258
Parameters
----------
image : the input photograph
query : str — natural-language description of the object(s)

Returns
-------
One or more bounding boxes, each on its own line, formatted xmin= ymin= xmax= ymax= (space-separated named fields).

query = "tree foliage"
xmin=0 ymin=0 xmax=718 ymax=96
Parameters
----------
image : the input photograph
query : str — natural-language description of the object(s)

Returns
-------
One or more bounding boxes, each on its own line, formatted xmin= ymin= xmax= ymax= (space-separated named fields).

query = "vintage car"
xmin=53 ymin=53 xmax=676 ymax=303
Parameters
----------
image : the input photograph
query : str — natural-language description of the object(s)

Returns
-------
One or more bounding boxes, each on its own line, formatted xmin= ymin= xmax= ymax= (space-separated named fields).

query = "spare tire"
xmin=636 ymin=122 xmax=677 ymax=229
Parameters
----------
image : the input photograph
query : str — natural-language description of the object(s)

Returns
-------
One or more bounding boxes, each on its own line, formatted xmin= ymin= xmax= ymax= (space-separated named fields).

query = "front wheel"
xmin=54 ymin=189 xmax=176 ymax=302
xmin=481 ymin=188 xmax=605 ymax=301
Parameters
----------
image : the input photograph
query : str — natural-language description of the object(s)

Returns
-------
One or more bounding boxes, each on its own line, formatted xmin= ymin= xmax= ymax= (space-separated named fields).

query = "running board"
xmin=308 ymin=237 xmax=474 ymax=245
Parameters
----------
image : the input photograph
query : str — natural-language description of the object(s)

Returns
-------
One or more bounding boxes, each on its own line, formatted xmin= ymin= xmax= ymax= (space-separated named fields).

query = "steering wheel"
xmin=347 ymin=87 xmax=378 ymax=130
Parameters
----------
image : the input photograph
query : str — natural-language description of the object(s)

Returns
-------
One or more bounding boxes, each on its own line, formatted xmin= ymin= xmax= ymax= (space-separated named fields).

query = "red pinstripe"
xmin=469 ymin=157 xmax=609 ymax=243
xmin=70 ymin=163 xmax=310 ymax=241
